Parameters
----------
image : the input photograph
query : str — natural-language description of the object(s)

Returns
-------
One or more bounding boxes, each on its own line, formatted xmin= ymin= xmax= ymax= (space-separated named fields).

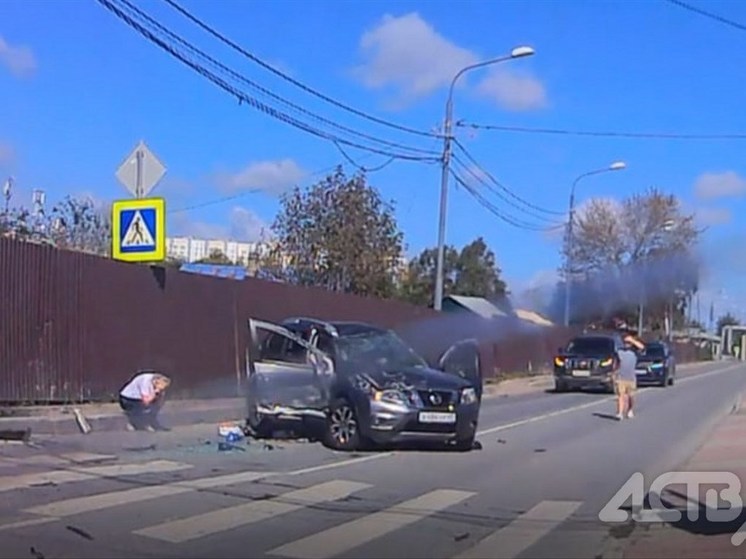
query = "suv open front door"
xmin=437 ymin=338 xmax=483 ymax=399
xmin=246 ymin=318 xmax=335 ymax=436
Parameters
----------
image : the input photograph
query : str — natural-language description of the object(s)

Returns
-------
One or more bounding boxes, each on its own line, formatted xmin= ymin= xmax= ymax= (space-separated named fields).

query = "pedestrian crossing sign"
xmin=111 ymin=197 xmax=166 ymax=262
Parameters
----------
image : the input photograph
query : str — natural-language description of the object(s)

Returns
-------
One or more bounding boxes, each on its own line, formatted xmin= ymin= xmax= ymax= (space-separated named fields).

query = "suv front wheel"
xmin=324 ymin=397 xmax=363 ymax=451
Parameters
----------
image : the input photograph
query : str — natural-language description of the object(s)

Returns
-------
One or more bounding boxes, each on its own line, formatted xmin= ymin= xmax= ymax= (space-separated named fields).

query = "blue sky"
xmin=1 ymin=0 xmax=746 ymax=321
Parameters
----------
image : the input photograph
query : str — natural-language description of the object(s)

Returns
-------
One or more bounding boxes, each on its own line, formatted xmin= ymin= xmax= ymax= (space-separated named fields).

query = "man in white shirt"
xmin=118 ymin=371 xmax=171 ymax=431
xmin=614 ymin=334 xmax=645 ymax=420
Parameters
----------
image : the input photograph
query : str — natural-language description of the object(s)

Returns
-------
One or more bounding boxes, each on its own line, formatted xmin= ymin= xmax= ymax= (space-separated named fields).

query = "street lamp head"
xmin=609 ymin=161 xmax=626 ymax=171
xmin=510 ymin=46 xmax=535 ymax=58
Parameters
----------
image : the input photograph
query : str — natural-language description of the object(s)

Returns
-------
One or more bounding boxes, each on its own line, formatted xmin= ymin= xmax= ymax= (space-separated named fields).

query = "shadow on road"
xmin=592 ymin=412 xmax=620 ymax=421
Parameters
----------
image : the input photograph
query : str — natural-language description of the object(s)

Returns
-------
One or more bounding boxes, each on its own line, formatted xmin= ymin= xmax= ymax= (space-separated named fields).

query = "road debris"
xmin=73 ymin=408 xmax=92 ymax=434
xmin=29 ymin=547 xmax=45 ymax=559
xmin=66 ymin=525 xmax=94 ymax=540
xmin=497 ymin=438 xmax=507 ymax=444
xmin=454 ymin=532 xmax=470 ymax=542
xmin=124 ymin=444 xmax=157 ymax=452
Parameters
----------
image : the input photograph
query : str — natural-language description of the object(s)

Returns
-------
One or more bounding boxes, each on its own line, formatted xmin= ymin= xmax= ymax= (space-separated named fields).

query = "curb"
xmin=0 ymin=404 xmax=248 ymax=436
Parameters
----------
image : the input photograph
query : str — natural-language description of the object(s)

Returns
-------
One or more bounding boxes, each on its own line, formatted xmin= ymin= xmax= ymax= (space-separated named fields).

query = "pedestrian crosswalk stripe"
xmin=0 ymin=460 xmax=191 ymax=493
xmin=266 ymin=489 xmax=476 ymax=559
xmin=134 ymin=480 xmax=371 ymax=544
xmin=25 ymin=470 xmax=268 ymax=518
xmin=452 ymin=500 xmax=583 ymax=559
xmin=0 ymin=452 xmax=118 ymax=467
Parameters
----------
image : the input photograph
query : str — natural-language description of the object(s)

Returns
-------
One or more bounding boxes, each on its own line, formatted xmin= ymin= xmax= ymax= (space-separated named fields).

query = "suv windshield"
xmin=566 ymin=337 xmax=615 ymax=355
xmin=641 ymin=344 xmax=666 ymax=358
xmin=335 ymin=330 xmax=428 ymax=372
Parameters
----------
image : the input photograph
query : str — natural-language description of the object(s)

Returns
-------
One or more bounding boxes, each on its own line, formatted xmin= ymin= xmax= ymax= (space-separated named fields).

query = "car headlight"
xmin=600 ymin=358 xmax=613 ymax=367
xmin=374 ymin=389 xmax=409 ymax=405
xmin=461 ymin=387 xmax=478 ymax=405
xmin=651 ymin=363 xmax=664 ymax=369
xmin=554 ymin=357 xmax=565 ymax=367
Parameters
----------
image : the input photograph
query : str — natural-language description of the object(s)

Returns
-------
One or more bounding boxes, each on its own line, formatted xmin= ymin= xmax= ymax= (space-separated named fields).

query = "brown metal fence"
xmin=0 ymin=238 xmax=705 ymax=404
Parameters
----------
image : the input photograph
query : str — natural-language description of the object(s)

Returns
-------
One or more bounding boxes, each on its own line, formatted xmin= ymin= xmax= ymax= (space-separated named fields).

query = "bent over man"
xmin=119 ymin=370 xmax=171 ymax=431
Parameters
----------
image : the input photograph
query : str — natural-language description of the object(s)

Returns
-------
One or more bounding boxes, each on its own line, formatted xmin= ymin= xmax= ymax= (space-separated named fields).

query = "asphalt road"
xmin=1 ymin=360 xmax=744 ymax=559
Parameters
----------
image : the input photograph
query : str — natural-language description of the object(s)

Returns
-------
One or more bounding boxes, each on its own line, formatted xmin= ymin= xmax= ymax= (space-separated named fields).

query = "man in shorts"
xmin=614 ymin=334 xmax=645 ymax=420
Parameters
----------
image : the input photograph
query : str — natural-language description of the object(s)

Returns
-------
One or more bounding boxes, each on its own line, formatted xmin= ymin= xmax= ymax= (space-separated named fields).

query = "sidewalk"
xmin=621 ymin=391 xmax=746 ymax=559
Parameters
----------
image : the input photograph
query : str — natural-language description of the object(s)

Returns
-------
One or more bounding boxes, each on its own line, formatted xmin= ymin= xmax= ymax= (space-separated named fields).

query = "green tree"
xmin=399 ymin=237 xmax=508 ymax=307
xmin=559 ymin=187 xmax=701 ymax=327
xmin=717 ymin=312 xmax=740 ymax=336
xmin=49 ymin=196 xmax=111 ymax=256
xmin=271 ymin=166 xmax=404 ymax=298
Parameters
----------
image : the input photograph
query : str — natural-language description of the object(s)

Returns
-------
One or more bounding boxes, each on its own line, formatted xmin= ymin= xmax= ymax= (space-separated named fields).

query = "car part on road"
xmin=0 ymin=428 xmax=31 ymax=442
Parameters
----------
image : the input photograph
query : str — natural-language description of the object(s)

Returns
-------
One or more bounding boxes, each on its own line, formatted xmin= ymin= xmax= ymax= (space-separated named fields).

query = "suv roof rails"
xmin=281 ymin=316 xmax=339 ymax=336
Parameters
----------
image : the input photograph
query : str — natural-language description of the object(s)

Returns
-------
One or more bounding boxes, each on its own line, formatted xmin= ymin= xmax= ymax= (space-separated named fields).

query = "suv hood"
xmin=362 ymin=366 xmax=472 ymax=392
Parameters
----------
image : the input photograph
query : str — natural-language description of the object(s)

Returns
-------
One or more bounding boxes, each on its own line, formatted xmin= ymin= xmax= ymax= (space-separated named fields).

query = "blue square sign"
xmin=111 ymin=198 xmax=166 ymax=262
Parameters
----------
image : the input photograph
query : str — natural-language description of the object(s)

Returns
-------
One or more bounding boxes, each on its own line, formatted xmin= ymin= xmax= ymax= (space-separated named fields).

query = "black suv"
xmin=553 ymin=333 xmax=624 ymax=393
xmin=245 ymin=317 xmax=483 ymax=451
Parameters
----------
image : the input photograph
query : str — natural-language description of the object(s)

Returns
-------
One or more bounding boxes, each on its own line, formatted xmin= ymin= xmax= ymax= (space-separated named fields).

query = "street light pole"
xmin=563 ymin=162 xmax=626 ymax=327
xmin=433 ymin=46 xmax=535 ymax=311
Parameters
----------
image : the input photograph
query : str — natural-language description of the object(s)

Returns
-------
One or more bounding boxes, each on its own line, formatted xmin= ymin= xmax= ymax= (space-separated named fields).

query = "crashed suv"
xmin=245 ymin=317 xmax=483 ymax=451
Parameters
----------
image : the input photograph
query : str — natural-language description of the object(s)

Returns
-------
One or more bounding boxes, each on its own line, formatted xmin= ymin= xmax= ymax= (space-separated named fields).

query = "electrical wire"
xmin=106 ymin=0 xmax=439 ymax=159
xmin=451 ymin=138 xmax=566 ymax=217
xmin=450 ymin=155 xmax=562 ymax=225
xmin=168 ymin=155 xmax=386 ymax=214
xmin=450 ymin=169 xmax=565 ymax=232
xmin=663 ymin=0 xmax=746 ymax=32
xmin=159 ymin=0 xmax=441 ymax=140
xmin=457 ymin=122 xmax=746 ymax=140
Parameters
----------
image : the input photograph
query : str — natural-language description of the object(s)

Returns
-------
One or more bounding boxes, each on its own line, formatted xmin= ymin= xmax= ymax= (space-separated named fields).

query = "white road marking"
xmin=477 ymin=362 xmax=743 ymax=437
xmin=0 ymin=452 xmax=118 ymax=467
xmin=0 ymin=517 xmax=57 ymax=532
xmin=0 ymin=460 xmax=191 ymax=493
xmin=134 ymin=479 xmax=371 ymax=544
xmin=285 ymin=452 xmax=395 ymax=476
xmin=453 ymin=500 xmax=583 ymax=559
xmin=24 ymin=470 xmax=268 ymax=517
xmin=267 ymin=489 xmax=475 ymax=559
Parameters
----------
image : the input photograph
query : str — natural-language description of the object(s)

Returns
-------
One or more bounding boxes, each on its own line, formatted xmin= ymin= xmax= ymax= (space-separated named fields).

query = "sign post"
xmin=112 ymin=141 xmax=167 ymax=262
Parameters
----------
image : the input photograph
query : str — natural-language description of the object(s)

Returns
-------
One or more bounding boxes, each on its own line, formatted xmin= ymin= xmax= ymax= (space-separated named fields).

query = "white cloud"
xmin=694 ymin=171 xmax=746 ymax=200
xmin=217 ymin=159 xmax=307 ymax=196
xmin=0 ymin=35 xmax=36 ymax=78
xmin=476 ymin=69 xmax=547 ymax=111
xmin=172 ymin=206 xmax=269 ymax=243
xmin=352 ymin=12 xmax=545 ymax=110
xmin=696 ymin=206 xmax=732 ymax=227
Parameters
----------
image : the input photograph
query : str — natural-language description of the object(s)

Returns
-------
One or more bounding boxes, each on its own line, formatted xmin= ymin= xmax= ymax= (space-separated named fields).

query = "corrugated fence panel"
xmin=0 ymin=238 xmax=707 ymax=404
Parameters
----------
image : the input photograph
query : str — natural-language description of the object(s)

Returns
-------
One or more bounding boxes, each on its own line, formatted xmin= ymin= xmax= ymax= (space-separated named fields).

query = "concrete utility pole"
xmin=563 ymin=162 xmax=626 ymax=327
xmin=433 ymin=46 xmax=535 ymax=311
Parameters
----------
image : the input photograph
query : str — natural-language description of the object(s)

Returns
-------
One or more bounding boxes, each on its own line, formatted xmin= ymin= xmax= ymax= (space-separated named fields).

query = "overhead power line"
xmin=458 ymin=122 xmax=746 ymax=140
xmin=449 ymin=169 xmax=564 ymax=232
xmin=452 ymin=138 xmax=566 ymax=217
xmin=663 ymin=0 xmax=746 ymax=33
xmin=159 ymin=0 xmax=440 ymax=140
xmin=98 ymin=0 xmax=440 ymax=162
xmin=107 ymin=0 xmax=437 ymax=158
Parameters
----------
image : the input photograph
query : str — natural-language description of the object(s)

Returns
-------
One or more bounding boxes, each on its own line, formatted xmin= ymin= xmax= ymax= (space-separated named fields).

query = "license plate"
xmin=572 ymin=370 xmax=591 ymax=377
xmin=636 ymin=368 xmax=649 ymax=375
xmin=418 ymin=412 xmax=456 ymax=424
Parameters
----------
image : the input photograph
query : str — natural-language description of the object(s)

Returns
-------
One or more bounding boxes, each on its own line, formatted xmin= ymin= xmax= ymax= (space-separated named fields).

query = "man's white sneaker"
xmin=627 ymin=410 xmax=634 ymax=419
xmin=616 ymin=413 xmax=624 ymax=421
